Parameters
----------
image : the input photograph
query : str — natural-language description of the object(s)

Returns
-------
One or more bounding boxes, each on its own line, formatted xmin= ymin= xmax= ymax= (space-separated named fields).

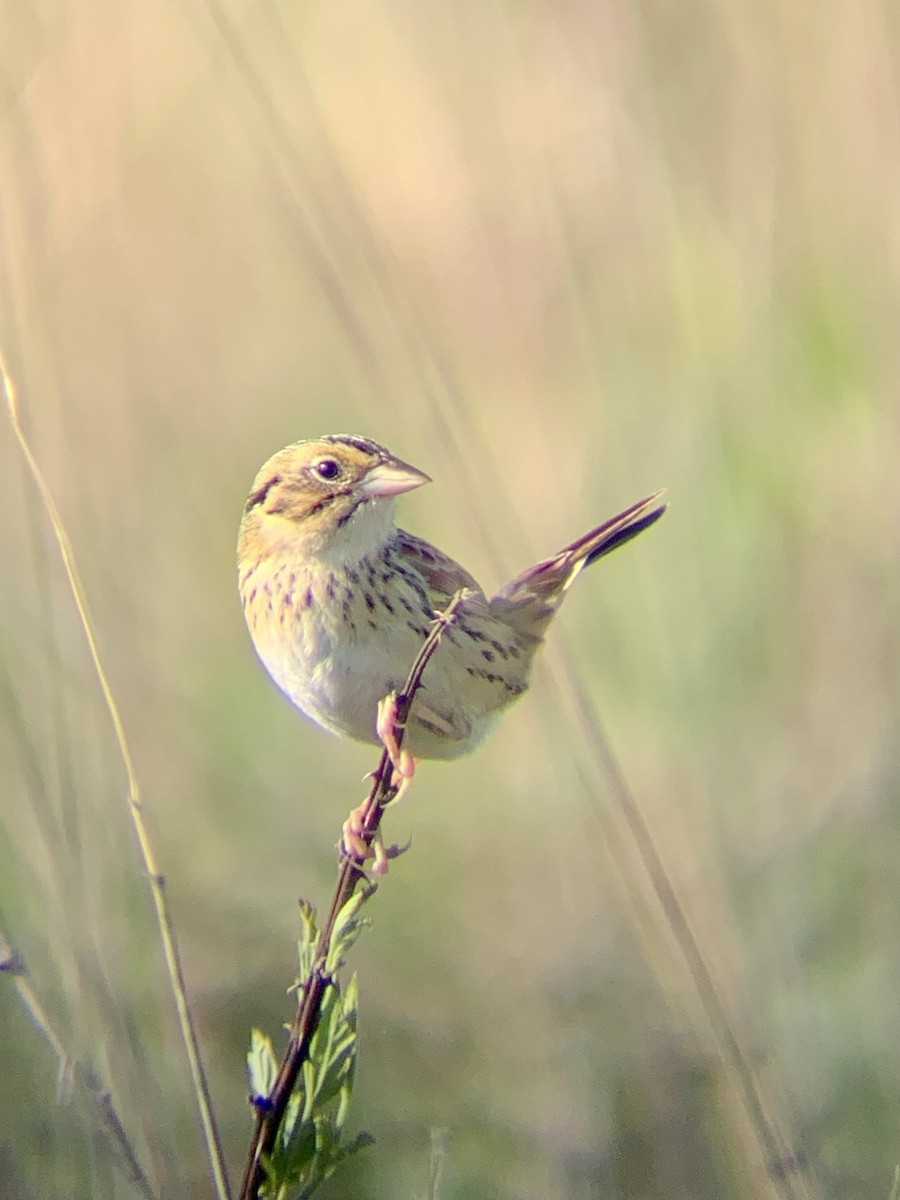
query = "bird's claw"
xmin=376 ymin=693 xmax=416 ymax=792
xmin=341 ymin=802 xmax=370 ymax=862
xmin=371 ymin=835 xmax=412 ymax=876
xmin=340 ymin=694 xmax=420 ymax=874
xmin=340 ymin=801 xmax=410 ymax=876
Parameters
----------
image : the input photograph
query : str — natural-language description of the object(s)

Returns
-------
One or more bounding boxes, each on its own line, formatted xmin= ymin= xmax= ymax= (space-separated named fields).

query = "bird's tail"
xmin=491 ymin=490 xmax=667 ymax=639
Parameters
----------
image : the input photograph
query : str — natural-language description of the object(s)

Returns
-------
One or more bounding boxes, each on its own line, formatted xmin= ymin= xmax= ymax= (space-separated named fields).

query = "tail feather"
xmin=581 ymin=492 xmax=668 ymax=567
xmin=491 ymin=490 xmax=666 ymax=637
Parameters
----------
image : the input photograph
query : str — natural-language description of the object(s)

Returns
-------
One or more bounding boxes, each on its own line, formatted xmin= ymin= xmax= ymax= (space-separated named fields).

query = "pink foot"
xmin=340 ymin=801 xmax=410 ymax=875
xmin=376 ymin=693 xmax=417 ymax=793
xmin=341 ymin=801 xmax=369 ymax=861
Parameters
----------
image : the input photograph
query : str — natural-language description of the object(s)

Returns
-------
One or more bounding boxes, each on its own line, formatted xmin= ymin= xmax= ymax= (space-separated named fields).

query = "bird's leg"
xmin=340 ymin=803 xmax=388 ymax=874
xmin=339 ymin=693 xmax=418 ymax=875
xmin=376 ymin=692 xmax=417 ymax=801
xmin=341 ymin=802 xmax=409 ymax=876
xmin=340 ymin=694 xmax=417 ymax=875
xmin=341 ymin=802 xmax=369 ymax=862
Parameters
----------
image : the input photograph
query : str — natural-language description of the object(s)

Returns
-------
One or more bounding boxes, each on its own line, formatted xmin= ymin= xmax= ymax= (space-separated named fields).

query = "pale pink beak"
xmin=359 ymin=457 xmax=431 ymax=499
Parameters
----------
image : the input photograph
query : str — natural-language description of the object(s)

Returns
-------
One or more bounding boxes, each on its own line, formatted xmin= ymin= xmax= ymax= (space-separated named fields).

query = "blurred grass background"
xmin=2 ymin=1 xmax=899 ymax=1197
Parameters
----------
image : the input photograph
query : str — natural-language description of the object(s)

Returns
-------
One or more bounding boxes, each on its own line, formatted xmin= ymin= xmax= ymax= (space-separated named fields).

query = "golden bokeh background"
xmin=2 ymin=3 xmax=899 ymax=1198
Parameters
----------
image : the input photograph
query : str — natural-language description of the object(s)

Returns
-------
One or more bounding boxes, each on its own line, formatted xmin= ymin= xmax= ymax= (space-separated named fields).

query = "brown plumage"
xmin=238 ymin=435 xmax=665 ymax=760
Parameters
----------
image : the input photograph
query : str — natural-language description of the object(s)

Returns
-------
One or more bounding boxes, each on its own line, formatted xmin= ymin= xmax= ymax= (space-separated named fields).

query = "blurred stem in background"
xmin=2 ymin=3 xmax=899 ymax=1199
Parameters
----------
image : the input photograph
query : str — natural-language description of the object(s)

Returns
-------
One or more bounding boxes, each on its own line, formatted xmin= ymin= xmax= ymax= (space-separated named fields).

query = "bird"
xmin=237 ymin=434 xmax=666 ymax=776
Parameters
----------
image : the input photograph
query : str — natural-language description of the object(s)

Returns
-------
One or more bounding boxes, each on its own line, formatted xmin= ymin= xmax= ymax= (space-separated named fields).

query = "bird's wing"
xmin=393 ymin=529 xmax=485 ymax=609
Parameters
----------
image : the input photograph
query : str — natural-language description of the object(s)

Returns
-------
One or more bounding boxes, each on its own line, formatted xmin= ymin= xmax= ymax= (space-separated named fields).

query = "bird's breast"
xmin=239 ymin=556 xmax=433 ymax=745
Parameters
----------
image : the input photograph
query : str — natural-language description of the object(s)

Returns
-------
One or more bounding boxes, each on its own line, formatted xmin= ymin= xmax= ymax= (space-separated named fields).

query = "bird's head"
xmin=238 ymin=435 xmax=431 ymax=564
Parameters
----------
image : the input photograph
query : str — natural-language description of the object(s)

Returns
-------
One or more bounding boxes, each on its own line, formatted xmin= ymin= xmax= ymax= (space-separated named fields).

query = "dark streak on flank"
xmin=388 ymin=552 xmax=431 ymax=609
xmin=282 ymin=571 xmax=296 ymax=608
xmin=417 ymin=713 xmax=461 ymax=739
xmin=464 ymin=666 xmax=526 ymax=695
xmin=465 ymin=666 xmax=503 ymax=686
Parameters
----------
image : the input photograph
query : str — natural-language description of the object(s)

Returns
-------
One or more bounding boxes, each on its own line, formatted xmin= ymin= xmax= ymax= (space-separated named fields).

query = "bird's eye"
xmin=313 ymin=458 xmax=341 ymax=481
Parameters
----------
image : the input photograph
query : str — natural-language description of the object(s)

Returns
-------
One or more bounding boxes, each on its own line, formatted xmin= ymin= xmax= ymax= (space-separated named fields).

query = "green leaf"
xmin=325 ymin=886 xmax=375 ymax=975
xmin=248 ymin=896 xmax=374 ymax=1196
xmin=296 ymin=900 xmax=319 ymax=980
xmin=247 ymin=1029 xmax=278 ymax=1106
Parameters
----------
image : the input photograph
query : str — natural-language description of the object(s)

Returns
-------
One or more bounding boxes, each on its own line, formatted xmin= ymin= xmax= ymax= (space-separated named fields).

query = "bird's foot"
xmin=376 ymin=693 xmax=417 ymax=798
xmin=341 ymin=801 xmax=410 ymax=876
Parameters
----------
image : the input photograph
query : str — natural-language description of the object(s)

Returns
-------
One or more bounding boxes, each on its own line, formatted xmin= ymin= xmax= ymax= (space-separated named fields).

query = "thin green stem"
xmin=239 ymin=591 xmax=467 ymax=1200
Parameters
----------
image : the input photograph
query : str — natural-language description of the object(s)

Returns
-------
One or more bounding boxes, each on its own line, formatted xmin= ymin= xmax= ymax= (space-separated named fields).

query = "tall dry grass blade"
xmin=1 ymin=351 xmax=232 ymax=1200
xmin=556 ymin=643 xmax=817 ymax=1200
xmin=0 ymin=930 xmax=158 ymax=1200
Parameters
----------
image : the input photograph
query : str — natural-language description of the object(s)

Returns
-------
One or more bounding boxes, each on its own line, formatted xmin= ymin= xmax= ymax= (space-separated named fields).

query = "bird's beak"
xmin=359 ymin=456 xmax=431 ymax=499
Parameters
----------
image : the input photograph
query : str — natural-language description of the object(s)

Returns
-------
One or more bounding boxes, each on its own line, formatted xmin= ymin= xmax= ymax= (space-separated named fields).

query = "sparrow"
xmin=237 ymin=435 xmax=665 ymax=774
